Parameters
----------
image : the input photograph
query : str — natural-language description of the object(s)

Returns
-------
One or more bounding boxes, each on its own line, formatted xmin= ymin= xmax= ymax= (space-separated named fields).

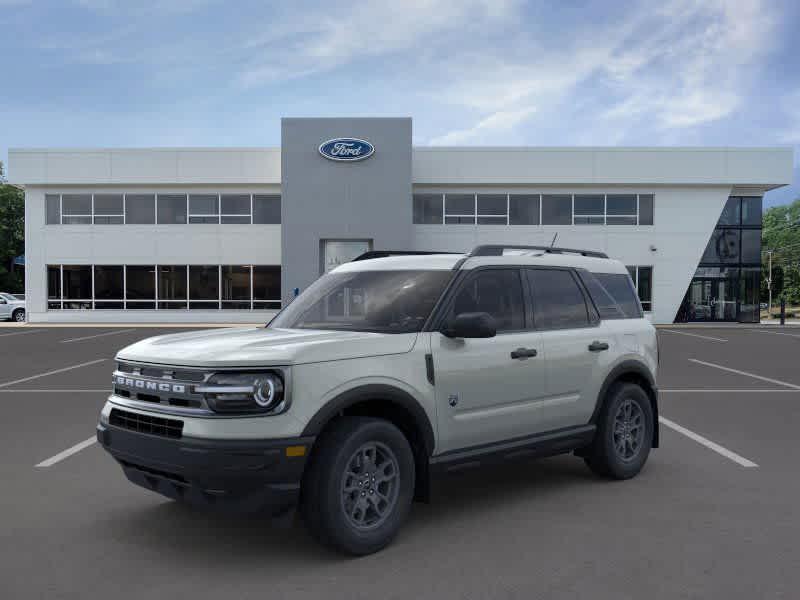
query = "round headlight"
xmin=254 ymin=375 xmax=284 ymax=409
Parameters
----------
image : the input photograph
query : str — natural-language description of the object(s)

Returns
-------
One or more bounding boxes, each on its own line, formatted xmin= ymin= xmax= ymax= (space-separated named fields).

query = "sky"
xmin=1 ymin=0 xmax=798 ymax=207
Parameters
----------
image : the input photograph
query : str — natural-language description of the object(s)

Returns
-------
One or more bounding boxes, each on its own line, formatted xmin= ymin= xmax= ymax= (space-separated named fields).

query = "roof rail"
xmin=469 ymin=245 xmax=609 ymax=259
xmin=351 ymin=250 xmax=461 ymax=262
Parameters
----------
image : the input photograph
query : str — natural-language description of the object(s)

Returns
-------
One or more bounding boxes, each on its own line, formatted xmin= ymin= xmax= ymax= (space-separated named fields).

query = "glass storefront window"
xmin=701 ymin=229 xmax=741 ymax=263
xmin=739 ymin=268 xmax=761 ymax=323
xmin=741 ymin=197 xmax=762 ymax=226
xmin=717 ymin=197 xmax=741 ymax=226
xmin=740 ymin=229 xmax=761 ymax=264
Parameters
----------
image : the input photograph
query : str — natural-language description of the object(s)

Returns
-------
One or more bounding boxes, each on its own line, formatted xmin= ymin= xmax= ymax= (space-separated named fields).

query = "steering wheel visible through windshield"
xmin=269 ymin=270 xmax=453 ymax=333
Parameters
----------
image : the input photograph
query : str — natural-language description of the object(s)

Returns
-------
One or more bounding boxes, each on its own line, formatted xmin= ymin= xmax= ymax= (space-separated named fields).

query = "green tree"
xmin=0 ymin=162 xmax=25 ymax=293
xmin=762 ymin=197 xmax=800 ymax=306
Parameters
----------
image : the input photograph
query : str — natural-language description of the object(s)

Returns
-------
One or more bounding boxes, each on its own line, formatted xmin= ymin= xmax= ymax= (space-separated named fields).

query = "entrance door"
xmin=685 ymin=278 xmax=738 ymax=321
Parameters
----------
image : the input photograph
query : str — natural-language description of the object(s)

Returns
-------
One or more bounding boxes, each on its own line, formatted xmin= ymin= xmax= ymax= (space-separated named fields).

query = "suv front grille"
xmin=109 ymin=408 xmax=184 ymax=439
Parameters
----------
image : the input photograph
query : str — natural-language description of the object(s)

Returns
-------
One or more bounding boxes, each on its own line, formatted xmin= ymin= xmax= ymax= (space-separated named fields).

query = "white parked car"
xmin=97 ymin=245 xmax=659 ymax=555
xmin=0 ymin=293 xmax=25 ymax=322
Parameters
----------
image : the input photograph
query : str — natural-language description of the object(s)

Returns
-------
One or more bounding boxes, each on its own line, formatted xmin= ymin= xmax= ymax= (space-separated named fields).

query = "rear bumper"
xmin=97 ymin=422 xmax=314 ymax=515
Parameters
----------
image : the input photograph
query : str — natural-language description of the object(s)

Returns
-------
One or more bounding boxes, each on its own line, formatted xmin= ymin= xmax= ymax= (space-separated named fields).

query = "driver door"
xmin=432 ymin=268 xmax=547 ymax=453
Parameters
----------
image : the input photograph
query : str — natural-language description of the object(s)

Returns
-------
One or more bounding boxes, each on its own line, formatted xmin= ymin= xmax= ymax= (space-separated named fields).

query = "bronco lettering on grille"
xmin=114 ymin=375 xmax=186 ymax=394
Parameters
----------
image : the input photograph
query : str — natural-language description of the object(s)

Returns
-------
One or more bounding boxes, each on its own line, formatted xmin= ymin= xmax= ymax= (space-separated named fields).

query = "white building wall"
xmin=411 ymin=186 xmax=731 ymax=324
xmin=25 ymin=185 xmax=281 ymax=323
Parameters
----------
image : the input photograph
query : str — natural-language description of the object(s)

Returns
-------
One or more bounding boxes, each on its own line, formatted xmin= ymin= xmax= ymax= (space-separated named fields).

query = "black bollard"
xmin=780 ymin=297 xmax=786 ymax=326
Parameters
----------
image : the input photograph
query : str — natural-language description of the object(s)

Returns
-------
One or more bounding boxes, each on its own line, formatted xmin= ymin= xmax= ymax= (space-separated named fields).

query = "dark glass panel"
xmin=739 ymin=267 xmax=760 ymax=323
xmin=444 ymin=194 xmax=474 ymax=215
xmin=126 ymin=266 xmax=156 ymax=299
xmin=62 ymin=266 xmax=91 ymax=299
xmin=509 ymin=194 xmax=540 ymax=225
xmin=717 ymin=197 xmax=741 ymax=226
xmin=541 ymin=195 xmax=571 ymax=225
xmin=476 ymin=194 xmax=507 ymax=215
xmin=47 ymin=266 xmax=61 ymax=299
xmin=741 ymin=197 xmax=762 ymax=226
xmin=606 ymin=194 xmax=636 ymax=215
xmin=222 ymin=266 xmax=251 ymax=301
xmin=638 ymin=194 xmax=654 ymax=225
xmin=740 ymin=229 xmax=761 ymax=263
xmin=189 ymin=265 xmax=219 ymax=301
xmin=253 ymin=266 xmax=280 ymax=300
xmin=253 ymin=195 xmax=281 ymax=224
xmin=46 ymin=195 xmax=60 ymax=224
xmin=701 ymin=229 xmax=740 ymax=263
xmin=93 ymin=266 xmax=123 ymax=299
xmin=157 ymin=194 xmax=187 ymax=224
xmin=158 ymin=266 xmax=187 ymax=300
xmin=125 ymin=194 xmax=156 ymax=224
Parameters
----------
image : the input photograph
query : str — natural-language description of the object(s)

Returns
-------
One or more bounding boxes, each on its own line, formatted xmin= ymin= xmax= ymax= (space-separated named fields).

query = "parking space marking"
xmin=747 ymin=329 xmax=800 ymax=338
xmin=0 ymin=358 xmax=106 ymax=388
xmin=659 ymin=416 xmax=758 ymax=468
xmin=35 ymin=436 xmax=96 ymax=468
xmin=0 ymin=389 xmax=109 ymax=393
xmin=59 ymin=329 xmax=136 ymax=343
xmin=689 ymin=358 xmax=800 ymax=390
xmin=0 ymin=329 xmax=45 ymax=338
xmin=659 ymin=329 xmax=727 ymax=342
xmin=661 ymin=388 xmax=800 ymax=393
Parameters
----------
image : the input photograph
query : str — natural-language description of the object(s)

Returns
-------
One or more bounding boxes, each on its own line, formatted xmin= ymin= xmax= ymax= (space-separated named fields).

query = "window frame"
xmin=45 ymin=264 xmax=281 ymax=311
xmin=626 ymin=265 xmax=653 ymax=313
xmin=414 ymin=192 xmax=655 ymax=227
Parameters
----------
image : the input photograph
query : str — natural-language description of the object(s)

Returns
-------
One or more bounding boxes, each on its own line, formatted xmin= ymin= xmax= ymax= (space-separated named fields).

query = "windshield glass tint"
xmin=270 ymin=270 xmax=453 ymax=333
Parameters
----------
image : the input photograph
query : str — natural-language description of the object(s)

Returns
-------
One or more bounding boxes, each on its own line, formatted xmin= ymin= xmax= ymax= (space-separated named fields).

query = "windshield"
xmin=270 ymin=270 xmax=453 ymax=333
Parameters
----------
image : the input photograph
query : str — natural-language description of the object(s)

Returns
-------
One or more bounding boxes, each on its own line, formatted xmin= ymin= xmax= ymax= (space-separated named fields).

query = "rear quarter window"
xmin=591 ymin=272 xmax=643 ymax=318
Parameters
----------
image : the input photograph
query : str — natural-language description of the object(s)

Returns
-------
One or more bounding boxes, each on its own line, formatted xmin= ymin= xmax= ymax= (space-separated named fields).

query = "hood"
xmin=116 ymin=327 xmax=418 ymax=368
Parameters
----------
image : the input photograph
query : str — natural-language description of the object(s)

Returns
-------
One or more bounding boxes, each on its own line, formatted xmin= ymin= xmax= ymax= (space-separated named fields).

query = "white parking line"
xmin=659 ymin=416 xmax=758 ymax=468
xmin=688 ymin=358 xmax=800 ymax=390
xmin=659 ymin=329 xmax=727 ymax=342
xmin=748 ymin=329 xmax=800 ymax=338
xmin=60 ymin=329 xmax=136 ymax=343
xmin=0 ymin=329 xmax=44 ymax=338
xmin=661 ymin=388 xmax=800 ymax=393
xmin=35 ymin=436 xmax=97 ymax=468
xmin=0 ymin=359 xmax=106 ymax=388
xmin=0 ymin=389 xmax=109 ymax=393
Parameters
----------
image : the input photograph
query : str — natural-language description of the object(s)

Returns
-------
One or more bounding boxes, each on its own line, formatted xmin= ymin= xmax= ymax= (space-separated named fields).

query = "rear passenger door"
xmin=525 ymin=268 xmax=613 ymax=431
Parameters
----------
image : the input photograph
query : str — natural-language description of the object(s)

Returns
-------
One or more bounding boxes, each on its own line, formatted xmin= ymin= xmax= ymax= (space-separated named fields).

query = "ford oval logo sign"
xmin=318 ymin=138 xmax=375 ymax=162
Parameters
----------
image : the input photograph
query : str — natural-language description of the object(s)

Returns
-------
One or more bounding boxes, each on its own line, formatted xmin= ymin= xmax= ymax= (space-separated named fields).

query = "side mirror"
xmin=442 ymin=312 xmax=497 ymax=339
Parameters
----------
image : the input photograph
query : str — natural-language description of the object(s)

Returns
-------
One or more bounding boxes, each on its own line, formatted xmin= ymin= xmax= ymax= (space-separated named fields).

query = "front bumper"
xmin=97 ymin=422 xmax=314 ymax=515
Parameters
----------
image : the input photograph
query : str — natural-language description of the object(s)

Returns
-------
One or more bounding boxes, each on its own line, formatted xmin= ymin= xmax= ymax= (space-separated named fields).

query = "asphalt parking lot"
xmin=2 ymin=324 xmax=799 ymax=599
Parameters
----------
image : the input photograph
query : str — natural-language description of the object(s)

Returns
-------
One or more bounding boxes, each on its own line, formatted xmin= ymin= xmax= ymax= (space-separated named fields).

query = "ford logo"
xmin=318 ymin=138 xmax=375 ymax=162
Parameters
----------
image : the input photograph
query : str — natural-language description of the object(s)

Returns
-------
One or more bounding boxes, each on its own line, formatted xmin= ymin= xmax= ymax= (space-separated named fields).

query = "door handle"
xmin=510 ymin=347 xmax=538 ymax=360
xmin=588 ymin=341 xmax=609 ymax=352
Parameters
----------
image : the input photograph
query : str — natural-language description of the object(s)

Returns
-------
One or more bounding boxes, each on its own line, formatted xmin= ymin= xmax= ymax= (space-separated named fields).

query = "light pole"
xmin=767 ymin=250 xmax=773 ymax=319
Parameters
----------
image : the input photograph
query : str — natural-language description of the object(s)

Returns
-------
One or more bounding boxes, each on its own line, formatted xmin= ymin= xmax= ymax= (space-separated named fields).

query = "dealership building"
xmin=8 ymin=117 xmax=794 ymax=324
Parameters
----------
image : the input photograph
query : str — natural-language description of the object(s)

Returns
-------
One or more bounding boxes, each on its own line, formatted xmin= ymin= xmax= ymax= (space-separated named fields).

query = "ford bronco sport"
xmin=97 ymin=245 xmax=659 ymax=555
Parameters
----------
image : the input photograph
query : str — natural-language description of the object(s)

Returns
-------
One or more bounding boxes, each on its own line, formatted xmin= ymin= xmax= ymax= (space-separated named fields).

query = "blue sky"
xmin=1 ymin=0 xmax=798 ymax=206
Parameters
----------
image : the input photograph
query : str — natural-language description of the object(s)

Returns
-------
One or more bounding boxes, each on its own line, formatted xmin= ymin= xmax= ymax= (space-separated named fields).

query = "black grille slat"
xmin=109 ymin=408 xmax=184 ymax=439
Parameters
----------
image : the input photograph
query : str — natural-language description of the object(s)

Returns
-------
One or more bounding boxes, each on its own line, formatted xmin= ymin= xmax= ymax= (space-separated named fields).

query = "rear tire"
xmin=12 ymin=309 xmax=25 ymax=322
xmin=301 ymin=417 xmax=415 ymax=555
xmin=585 ymin=382 xmax=653 ymax=479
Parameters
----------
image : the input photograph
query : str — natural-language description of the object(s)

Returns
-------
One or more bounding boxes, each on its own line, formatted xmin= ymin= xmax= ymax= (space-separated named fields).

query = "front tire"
xmin=585 ymin=382 xmax=653 ymax=479
xmin=301 ymin=417 xmax=415 ymax=555
xmin=12 ymin=309 xmax=25 ymax=322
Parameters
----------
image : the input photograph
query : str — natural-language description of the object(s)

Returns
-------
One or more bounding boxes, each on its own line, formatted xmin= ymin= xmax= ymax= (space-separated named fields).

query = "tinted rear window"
xmin=592 ymin=272 xmax=642 ymax=318
xmin=578 ymin=272 xmax=626 ymax=320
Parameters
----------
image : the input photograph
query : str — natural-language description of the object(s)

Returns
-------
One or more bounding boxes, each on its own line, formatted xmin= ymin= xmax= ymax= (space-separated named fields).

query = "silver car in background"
xmin=0 ymin=293 xmax=26 ymax=322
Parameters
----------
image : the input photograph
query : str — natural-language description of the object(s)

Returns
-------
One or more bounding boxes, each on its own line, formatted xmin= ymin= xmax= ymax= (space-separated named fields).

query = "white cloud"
xmin=237 ymin=0 xmax=519 ymax=88
xmin=429 ymin=107 xmax=536 ymax=145
xmin=428 ymin=0 xmax=779 ymax=144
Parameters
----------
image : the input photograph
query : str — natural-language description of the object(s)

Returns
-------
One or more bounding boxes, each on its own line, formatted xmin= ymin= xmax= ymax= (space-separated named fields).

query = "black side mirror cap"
xmin=442 ymin=312 xmax=497 ymax=339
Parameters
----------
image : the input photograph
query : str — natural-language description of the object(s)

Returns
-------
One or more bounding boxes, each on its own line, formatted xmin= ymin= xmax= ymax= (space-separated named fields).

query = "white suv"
xmin=97 ymin=245 xmax=659 ymax=555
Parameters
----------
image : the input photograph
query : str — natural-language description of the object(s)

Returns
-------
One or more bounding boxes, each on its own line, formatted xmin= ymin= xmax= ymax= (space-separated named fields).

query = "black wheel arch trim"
xmin=300 ymin=384 xmax=436 ymax=457
xmin=591 ymin=360 xmax=659 ymax=448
